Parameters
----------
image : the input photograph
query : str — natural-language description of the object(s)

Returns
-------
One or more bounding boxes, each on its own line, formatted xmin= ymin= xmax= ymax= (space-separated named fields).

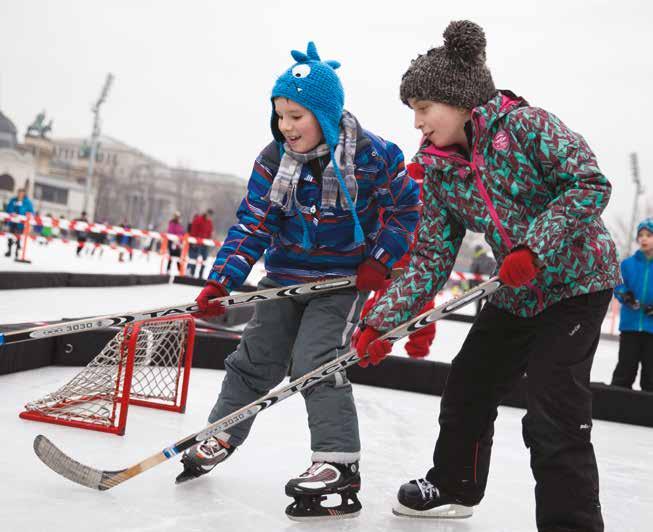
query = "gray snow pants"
xmin=208 ymin=276 xmax=368 ymax=463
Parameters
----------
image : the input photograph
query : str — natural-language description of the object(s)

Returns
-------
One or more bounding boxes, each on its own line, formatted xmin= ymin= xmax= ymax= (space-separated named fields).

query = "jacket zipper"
xmin=467 ymin=112 xmax=543 ymax=310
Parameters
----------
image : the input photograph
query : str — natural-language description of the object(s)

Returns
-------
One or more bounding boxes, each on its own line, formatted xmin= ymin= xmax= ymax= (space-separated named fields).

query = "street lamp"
xmin=83 ymin=73 xmax=114 ymax=215
xmin=628 ymin=152 xmax=645 ymax=254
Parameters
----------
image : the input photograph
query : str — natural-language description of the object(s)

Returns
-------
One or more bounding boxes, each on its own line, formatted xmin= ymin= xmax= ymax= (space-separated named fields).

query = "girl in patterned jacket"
xmin=355 ymin=20 xmax=620 ymax=532
xmin=178 ymin=42 xmax=420 ymax=521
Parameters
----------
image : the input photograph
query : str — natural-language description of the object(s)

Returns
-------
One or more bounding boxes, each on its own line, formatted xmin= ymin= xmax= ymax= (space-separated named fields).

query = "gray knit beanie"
xmin=400 ymin=20 xmax=496 ymax=109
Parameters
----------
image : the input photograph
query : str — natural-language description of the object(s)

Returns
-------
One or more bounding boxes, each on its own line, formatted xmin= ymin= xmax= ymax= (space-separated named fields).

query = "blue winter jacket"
xmin=5 ymin=196 xmax=35 ymax=232
xmin=208 ymin=121 xmax=421 ymax=291
xmin=615 ymin=250 xmax=653 ymax=333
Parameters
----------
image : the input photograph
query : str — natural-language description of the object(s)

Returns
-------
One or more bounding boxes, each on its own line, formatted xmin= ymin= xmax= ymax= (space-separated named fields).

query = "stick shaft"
xmin=33 ymin=278 xmax=502 ymax=490
xmin=2 ymin=276 xmax=358 ymax=345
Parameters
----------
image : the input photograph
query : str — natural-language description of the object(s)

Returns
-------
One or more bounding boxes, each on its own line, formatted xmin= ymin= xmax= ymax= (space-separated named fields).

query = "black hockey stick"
xmin=1 ymin=273 xmax=400 ymax=347
xmin=32 ymin=277 xmax=502 ymax=491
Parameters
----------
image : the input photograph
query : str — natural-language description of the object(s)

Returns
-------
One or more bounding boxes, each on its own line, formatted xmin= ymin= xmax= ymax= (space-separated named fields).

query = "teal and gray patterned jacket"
xmin=367 ymin=90 xmax=620 ymax=331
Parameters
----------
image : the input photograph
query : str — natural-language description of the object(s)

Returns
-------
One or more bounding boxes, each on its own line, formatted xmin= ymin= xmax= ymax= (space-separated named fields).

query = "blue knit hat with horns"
xmin=270 ymin=42 xmax=364 ymax=246
xmin=271 ymin=41 xmax=344 ymax=147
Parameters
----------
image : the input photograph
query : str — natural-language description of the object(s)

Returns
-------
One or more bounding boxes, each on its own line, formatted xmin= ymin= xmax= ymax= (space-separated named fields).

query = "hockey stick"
xmin=32 ymin=277 xmax=502 ymax=491
xmin=1 ymin=272 xmax=399 ymax=346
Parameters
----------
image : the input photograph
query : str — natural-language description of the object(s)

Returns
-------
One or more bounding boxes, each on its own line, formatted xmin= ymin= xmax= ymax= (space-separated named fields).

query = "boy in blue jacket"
xmin=176 ymin=42 xmax=420 ymax=520
xmin=611 ymin=217 xmax=653 ymax=391
xmin=4 ymin=188 xmax=34 ymax=258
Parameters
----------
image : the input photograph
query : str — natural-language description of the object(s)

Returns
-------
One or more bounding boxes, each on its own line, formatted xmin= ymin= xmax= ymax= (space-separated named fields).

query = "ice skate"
xmin=285 ymin=461 xmax=361 ymax=521
xmin=392 ymin=478 xmax=473 ymax=519
xmin=175 ymin=436 xmax=235 ymax=484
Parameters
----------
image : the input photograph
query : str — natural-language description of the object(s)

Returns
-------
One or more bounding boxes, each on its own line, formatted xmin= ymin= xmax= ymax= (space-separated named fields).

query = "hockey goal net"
xmin=20 ymin=315 xmax=195 ymax=435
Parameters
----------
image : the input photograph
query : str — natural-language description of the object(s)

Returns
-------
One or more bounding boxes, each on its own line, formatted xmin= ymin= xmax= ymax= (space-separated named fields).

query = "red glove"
xmin=499 ymin=248 xmax=538 ymax=288
xmin=355 ymin=327 xmax=392 ymax=367
xmin=356 ymin=258 xmax=390 ymax=292
xmin=407 ymin=162 xmax=425 ymax=181
xmin=405 ymin=323 xmax=436 ymax=359
xmin=193 ymin=280 xmax=229 ymax=319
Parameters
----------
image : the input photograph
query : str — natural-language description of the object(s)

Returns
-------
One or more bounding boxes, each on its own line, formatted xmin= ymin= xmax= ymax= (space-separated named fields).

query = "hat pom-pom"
xmin=443 ymin=20 xmax=487 ymax=64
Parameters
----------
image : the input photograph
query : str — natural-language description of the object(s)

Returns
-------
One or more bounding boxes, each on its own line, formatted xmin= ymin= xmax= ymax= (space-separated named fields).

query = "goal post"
xmin=20 ymin=315 xmax=195 ymax=435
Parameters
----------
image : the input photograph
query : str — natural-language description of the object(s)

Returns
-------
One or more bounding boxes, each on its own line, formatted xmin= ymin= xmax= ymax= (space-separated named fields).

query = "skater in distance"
xmin=610 ymin=217 xmax=653 ymax=391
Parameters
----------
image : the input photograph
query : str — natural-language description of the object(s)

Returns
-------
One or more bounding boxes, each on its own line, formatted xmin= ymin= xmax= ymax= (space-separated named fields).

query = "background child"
xmin=611 ymin=217 xmax=653 ymax=391
xmin=355 ymin=20 xmax=620 ymax=532
xmin=178 ymin=42 xmax=420 ymax=521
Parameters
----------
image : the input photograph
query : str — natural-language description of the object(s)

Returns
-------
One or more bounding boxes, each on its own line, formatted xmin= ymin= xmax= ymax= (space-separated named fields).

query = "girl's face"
xmin=638 ymin=228 xmax=653 ymax=254
xmin=273 ymin=98 xmax=323 ymax=153
xmin=408 ymin=98 xmax=470 ymax=149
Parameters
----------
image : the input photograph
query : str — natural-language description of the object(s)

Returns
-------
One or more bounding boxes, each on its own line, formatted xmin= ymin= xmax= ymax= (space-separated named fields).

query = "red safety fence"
xmin=0 ymin=212 xmax=221 ymax=274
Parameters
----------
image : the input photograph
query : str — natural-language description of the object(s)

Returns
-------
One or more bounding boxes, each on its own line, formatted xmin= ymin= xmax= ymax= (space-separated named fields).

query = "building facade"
xmin=0 ymin=111 xmax=36 ymax=211
xmin=20 ymin=130 xmax=246 ymax=236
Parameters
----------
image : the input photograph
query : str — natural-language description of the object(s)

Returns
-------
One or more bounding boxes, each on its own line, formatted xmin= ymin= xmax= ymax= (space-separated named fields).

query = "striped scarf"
xmin=268 ymin=110 xmax=358 ymax=214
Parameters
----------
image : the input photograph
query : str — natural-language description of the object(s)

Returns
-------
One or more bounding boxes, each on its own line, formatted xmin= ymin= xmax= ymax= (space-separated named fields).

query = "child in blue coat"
xmin=611 ymin=217 xmax=653 ymax=391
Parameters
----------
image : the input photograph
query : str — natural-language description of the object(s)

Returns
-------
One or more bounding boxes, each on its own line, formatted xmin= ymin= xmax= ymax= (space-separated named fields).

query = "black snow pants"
xmin=611 ymin=331 xmax=653 ymax=392
xmin=426 ymin=290 xmax=612 ymax=532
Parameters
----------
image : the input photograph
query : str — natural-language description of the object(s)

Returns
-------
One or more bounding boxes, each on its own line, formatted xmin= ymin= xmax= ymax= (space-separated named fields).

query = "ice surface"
xmin=0 ymin=234 xmax=174 ymax=275
xmin=2 ymin=366 xmax=652 ymax=532
xmin=1 ymin=242 xmax=650 ymax=530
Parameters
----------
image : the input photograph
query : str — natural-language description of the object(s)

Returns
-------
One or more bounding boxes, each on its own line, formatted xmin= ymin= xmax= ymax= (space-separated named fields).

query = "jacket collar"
xmin=416 ymin=90 xmax=528 ymax=167
xmin=634 ymin=250 xmax=653 ymax=262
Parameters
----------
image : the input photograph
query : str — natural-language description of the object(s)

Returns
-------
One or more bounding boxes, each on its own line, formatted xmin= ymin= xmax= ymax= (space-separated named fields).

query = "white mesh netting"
xmin=22 ymin=317 xmax=192 ymax=431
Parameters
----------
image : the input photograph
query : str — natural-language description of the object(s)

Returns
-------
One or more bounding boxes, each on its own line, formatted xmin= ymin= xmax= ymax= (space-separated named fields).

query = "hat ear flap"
xmin=325 ymin=60 xmax=341 ymax=70
xmin=291 ymin=50 xmax=309 ymax=62
xmin=306 ymin=41 xmax=321 ymax=61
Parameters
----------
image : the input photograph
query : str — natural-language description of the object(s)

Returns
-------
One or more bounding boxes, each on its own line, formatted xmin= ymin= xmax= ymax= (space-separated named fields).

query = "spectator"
xmin=188 ymin=209 xmax=214 ymax=278
xmin=73 ymin=211 xmax=90 ymax=257
xmin=90 ymin=221 xmax=107 ymax=257
xmin=40 ymin=213 xmax=53 ymax=245
xmin=59 ymin=214 xmax=69 ymax=239
xmin=4 ymin=188 xmax=35 ymax=259
xmin=471 ymin=244 xmax=496 ymax=276
xmin=611 ymin=217 xmax=653 ymax=391
xmin=166 ymin=211 xmax=185 ymax=273
xmin=118 ymin=221 xmax=134 ymax=263
xmin=51 ymin=214 xmax=61 ymax=239
xmin=32 ymin=211 xmax=43 ymax=238
xmin=470 ymin=244 xmax=497 ymax=314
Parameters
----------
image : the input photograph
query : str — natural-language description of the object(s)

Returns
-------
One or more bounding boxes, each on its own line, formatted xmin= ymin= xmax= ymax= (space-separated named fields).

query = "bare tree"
xmin=643 ymin=197 xmax=653 ymax=219
xmin=608 ymin=217 xmax=633 ymax=260
xmin=94 ymin=165 xmax=121 ymax=224
xmin=608 ymin=196 xmax=653 ymax=259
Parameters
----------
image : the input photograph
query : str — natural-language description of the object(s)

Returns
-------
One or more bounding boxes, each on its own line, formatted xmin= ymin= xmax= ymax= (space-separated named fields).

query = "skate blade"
xmin=286 ymin=510 xmax=360 ymax=522
xmin=175 ymin=471 xmax=198 ymax=484
xmin=175 ymin=468 xmax=210 ymax=485
xmin=392 ymin=501 xmax=473 ymax=519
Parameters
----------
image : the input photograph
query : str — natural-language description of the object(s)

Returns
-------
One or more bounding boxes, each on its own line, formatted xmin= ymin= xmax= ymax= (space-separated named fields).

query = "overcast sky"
xmin=0 ymin=0 xmax=650 ymax=228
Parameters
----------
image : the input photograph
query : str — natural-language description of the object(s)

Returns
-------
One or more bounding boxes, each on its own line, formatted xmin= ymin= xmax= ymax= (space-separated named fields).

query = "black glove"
xmin=622 ymin=291 xmax=640 ymax=310
xmin=644 ymin=304 xmax=653 ymax=317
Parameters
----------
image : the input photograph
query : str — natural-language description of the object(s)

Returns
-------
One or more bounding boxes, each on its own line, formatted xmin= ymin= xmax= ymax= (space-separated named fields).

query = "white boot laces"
xmin=416 ymin=478 xmax=438 ymax=500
